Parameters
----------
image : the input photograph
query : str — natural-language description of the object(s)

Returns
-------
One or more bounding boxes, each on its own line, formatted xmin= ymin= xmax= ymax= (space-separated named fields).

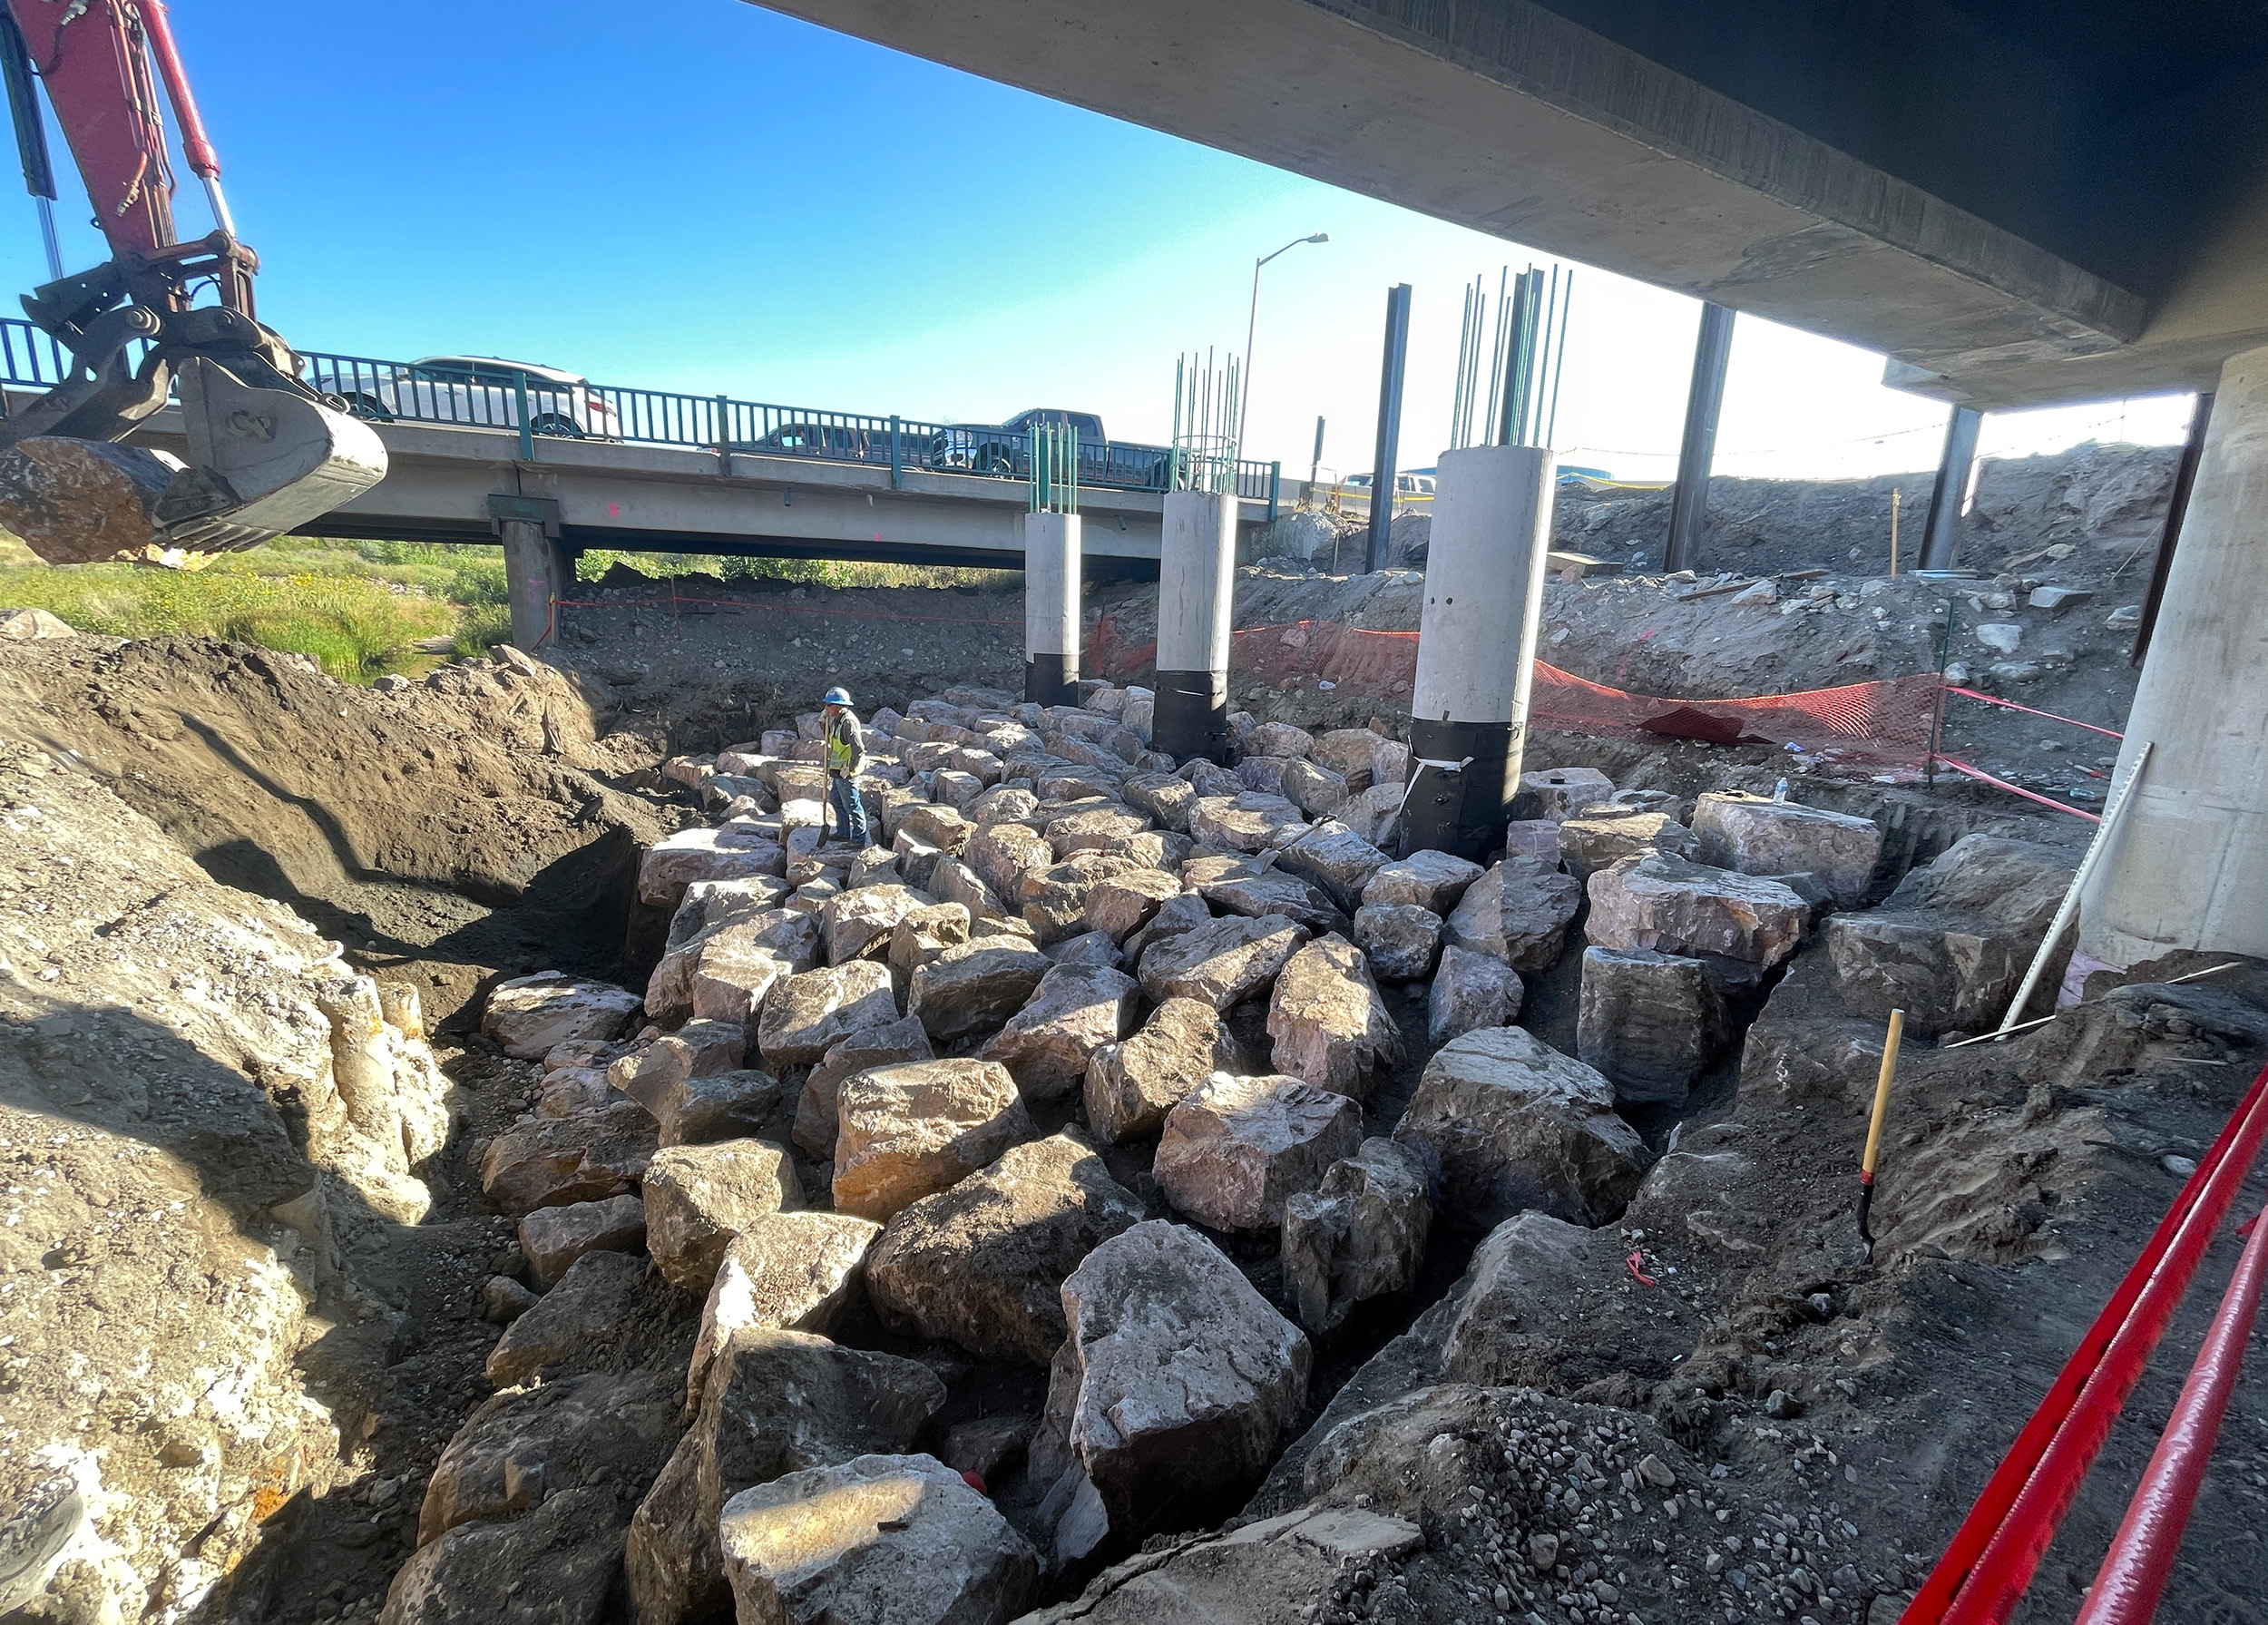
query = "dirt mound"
xmin=0 ymin=634 xmax=679 ymax=1027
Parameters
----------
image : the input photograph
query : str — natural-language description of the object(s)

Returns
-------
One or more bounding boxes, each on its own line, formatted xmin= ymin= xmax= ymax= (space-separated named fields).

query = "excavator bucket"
xmin=0 ymin=357 xmax=386 ymax=565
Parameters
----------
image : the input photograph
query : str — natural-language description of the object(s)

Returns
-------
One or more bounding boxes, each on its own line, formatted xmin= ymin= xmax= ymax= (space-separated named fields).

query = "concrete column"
xmin=498 ymin=517 xmax=564 ymax=652
xmin=1664 ymin=302 xmax=1734 ymax=573
xmin=1918 ymin=405 xmax=1983 ymax=570
xmin=1155 ymin=489 xmax=1238 ymax=761
xmin=2077 ymin=342 xmax=2268 ymax=972
xmin=1404 ymin=443 xmax=1557 ymax=859
xmin=1022 ymin=509 xmax=1081 ymax=705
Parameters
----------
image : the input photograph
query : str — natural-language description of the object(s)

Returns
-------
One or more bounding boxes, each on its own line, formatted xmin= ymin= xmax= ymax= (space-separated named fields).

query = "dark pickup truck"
xmin=930 ymin=407 xmax=1176 ymax=491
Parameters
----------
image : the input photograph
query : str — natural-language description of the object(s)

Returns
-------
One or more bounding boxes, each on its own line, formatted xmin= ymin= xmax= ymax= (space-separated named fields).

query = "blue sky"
xmin=1 ymin=0 xmax=2191 ymax=479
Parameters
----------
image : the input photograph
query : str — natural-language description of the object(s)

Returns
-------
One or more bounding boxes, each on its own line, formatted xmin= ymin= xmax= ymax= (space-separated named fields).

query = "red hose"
xmin=1903 ymin=1061 xmax=2268 ymax=1625
xmin=2074 ymin=1207 xmax=2268 ymax=1625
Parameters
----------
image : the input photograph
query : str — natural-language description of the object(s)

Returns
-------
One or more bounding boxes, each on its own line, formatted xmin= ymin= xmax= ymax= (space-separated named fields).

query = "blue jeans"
xmin=827 ymin=774 xmax=869 ymax=846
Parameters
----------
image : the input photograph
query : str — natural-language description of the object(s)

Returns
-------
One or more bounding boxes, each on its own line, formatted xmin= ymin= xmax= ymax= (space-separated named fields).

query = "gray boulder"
xmin=1426 ymin=944 xmax=1522 ymax=1046
xmin=866 ymin=1131 xmax=1143 ymax=1364
xmin=1556 ymin=807 xmax=1696 ymax=881
xmin=417 ymin=1370 xmax=679 ymax=1549
xmin=1280 ymin=1138 xmax=1432 ymax=1333
xmin=1266 ymin=933 xmax=1403 ymax=1099
xmin=1692 ymin=790 xmax=1884 ymax=905
xmin=641 ymin=1140 xmax=803 ymax=1291
xmin=379 ymin=1485 xmax=628 ymax=1625
xmin=1393 ymin=1026 xmax=1650 ymax=1230
xmin=1509 ymin=766 xmax=1615 ymax=822
xmin=1440 ymin=1210 xmax=1692 ymax=1391
xmin=980 ymin=964 xmax=1142 ymax=1100
xmin=1137 ymin=913 xmax=1309 ymax=1010
xmin=833 ymin=1058 xmax=1035 ymax=1222
xmin=1276 ymin=819 xmax=1391 ymax=914
xmin=758 ymin=962 xmax=901 ymax=1069
xmin=793 ymin=1015 xmax=935 ymax=1160
xmin=1586 ymin=851 xmax=1810 ymax=974
xmin=1083 ymin=997 xmax=1242 ymax=1144
xmin=1353 ymin=902 xmax=1441 ymax=982
xmin=518 ymin=1193 xmax=647 ymax=1286
xmin=479 ymin=1101 xmax=656 ymax=1217
xmin=1028 ymin=1222 xmax=1310 ymax=1571
xmin=484 ymin=1249 xmax=655 ymax=1388
xmin=1360 ymin=848 xmax=1482 ymax=913
xmin=688 ymin=1211 xmax=882 ymax=1406
xmin=1442 ymin=856 xmax=1582 ymax=973
xmin=1154 ymin=1073 xmax=1364 ymax=1231
xmin=719 ymin=1454 xmax=1038 ymax=1625
xmin=1575 ymin=945 xmax=1729 ymax=1106
xmin=482 ymin=972 xmax=643 ymax=1061
xmin=908 ymin=941 xmax=1052 ymax=1042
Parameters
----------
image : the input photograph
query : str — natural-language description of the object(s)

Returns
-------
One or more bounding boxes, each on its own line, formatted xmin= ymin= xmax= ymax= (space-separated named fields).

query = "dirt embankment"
xmin=0 ymin=635 xmax=688 ymax=1028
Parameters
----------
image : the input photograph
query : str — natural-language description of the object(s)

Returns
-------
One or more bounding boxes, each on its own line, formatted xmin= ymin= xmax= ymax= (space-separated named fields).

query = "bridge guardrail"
xmin=0 ymin=317 xmax=1278 ymax=505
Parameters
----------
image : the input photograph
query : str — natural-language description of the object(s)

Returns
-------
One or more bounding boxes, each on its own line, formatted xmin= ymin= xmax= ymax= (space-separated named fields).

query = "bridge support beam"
xmin=1403 ymin=444 xmax=1557 ymax=860
xmin=1022 ymin=510 xmax=1080 ymax=706
xmin=491 ymin=495 xmax=568 ymax=653
xmin=1155 ymin=489 xmax=1237 ymax=762
xmin=1665 ymin=302 xmax=1735 ymax=573
xmin=1918 ymin=405 xmax=1984 ymax=570
xmin=2077 ymin=340 xmax=2268 ymax=975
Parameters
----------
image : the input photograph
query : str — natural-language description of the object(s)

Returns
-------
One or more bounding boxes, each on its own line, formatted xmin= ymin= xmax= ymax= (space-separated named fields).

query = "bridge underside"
xmin=751 ymin=0 xmax=2268 ymax=410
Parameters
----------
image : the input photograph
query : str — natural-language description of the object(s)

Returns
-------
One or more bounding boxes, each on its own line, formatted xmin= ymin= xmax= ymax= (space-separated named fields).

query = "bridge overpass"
xmin=738 ymin=0 xmax=2268 ymax=978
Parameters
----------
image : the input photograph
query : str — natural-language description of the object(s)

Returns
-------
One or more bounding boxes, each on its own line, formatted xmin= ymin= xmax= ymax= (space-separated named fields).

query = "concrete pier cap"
xmin=2077 ymin=339 xmax=2268 ymax=973
xmin=1404 ymin=443 xmax=1557 ymax=860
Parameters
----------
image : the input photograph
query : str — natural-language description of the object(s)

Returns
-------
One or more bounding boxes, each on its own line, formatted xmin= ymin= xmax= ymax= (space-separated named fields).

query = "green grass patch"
xmin=576 ymin=548 xmax=1018 ymax=593
xmin=0 ymin=534 xmax=510 ymax=682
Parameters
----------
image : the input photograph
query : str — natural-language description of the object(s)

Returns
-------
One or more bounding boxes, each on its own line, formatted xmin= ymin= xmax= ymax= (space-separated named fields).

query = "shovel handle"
xmin=1862 ymin=1009 xmax=1905 ymax=1180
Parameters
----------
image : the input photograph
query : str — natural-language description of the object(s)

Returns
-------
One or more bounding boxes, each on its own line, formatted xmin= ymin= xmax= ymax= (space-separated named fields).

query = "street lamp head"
xmin=1306 ymin=232 xmax=1329 ymax=243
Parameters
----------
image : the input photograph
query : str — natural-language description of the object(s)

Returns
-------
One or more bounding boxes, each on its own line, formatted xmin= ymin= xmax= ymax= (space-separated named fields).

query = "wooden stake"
xmin=1857 ymin=1008 xmax=1905 ymax=1262
xmin=1889 ymin=486 xmax=1902 ymax=579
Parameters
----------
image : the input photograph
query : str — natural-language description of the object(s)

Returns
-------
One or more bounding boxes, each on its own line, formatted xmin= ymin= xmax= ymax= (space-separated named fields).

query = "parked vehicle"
xmin=335 ymin=356 xmax=619 ymax=439
xmin=734 ymin=422 xmax=885 ymax=461
xmin=931 ymin=407 xmax=1173 ymax=489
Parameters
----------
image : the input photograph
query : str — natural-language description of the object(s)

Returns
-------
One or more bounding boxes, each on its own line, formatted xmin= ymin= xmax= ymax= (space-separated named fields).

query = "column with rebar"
xmin=1156 ymin=355 xmax=1241 ymax=761
xmin=1022 ymin=421 xmax=1081 ymax=705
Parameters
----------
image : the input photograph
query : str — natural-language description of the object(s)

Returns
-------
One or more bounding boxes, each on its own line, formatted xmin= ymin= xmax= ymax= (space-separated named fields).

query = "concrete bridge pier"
xmin=492 ymin=495 xmax=569 ymax=653
xmin=1154 ymin=489 xmax=1238 ymax=761
xmin=1022 ymin=510 xmax=1080 ymax=705
xmin=1403 ymin=444 xmax=1558 ymax=860
xmin=2077 ymin=340 xmax=2268 ymax=974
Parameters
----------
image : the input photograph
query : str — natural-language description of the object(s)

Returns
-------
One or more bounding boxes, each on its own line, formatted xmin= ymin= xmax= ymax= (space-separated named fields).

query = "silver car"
xmin=320 ymin=355 xmax=620 ymax=439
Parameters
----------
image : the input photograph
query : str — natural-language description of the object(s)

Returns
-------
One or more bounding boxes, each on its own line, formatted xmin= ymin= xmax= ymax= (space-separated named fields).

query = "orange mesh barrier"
xmin=1087 ymin=612 xmax=1944 ymax=777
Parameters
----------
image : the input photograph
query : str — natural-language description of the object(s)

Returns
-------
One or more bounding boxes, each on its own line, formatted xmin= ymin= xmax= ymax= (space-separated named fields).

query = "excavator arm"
xmin=0 ymin=0 xmax=383 ymax=564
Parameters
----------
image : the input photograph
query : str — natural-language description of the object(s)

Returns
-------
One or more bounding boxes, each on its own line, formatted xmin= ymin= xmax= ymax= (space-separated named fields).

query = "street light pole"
xmin=1238 ymin=231 xmax=1328 ymax=458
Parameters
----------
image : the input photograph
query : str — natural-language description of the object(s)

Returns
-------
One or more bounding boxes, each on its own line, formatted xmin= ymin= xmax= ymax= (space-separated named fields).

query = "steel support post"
xmin=1364 ymin=284 xmax=1413 ymax=574
xmin=1664 ymin=302 xmax=1735 ymax=572
xmin=1918 ymin=406 xmax=1984 ymax=570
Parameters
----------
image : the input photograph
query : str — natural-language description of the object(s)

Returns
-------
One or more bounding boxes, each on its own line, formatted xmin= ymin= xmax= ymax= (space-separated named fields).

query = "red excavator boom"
xmin=0 ymin=0 xmax=382 ymax=563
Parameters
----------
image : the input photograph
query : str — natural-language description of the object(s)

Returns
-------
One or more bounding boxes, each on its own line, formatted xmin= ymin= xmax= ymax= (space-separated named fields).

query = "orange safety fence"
xmin=1087 ymin=612 xmax=1946 ymax=777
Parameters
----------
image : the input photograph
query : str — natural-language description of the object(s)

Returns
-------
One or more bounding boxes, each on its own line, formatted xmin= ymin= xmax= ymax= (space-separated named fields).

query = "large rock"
xmin=1575 ymin=945 xmax=1729 ymax=1106
xmin=1280 ymin=1138 xmax=1432 ymax=1333
xmin=650 ymin=1068 xmax=787 ymax=1149
xmin=1393 ymin=1026 xmax=1650 ymax=1230
xmin=687 ymin=931 xmax=789 ymax=1028
xmin=609 ymin=1019 xmax=747 ymax=1113
xmin=1192 ymin=860 xmax=1346 ymax=935
xmin=380 ymin=1485 xmax=630 ymax=1625
xmin=719 ymin=1454 xmax=1038 ymax=1625
xmin=1692 ymin=790 xmax=1885 ymax=905
xmin=1137 ymin=913 xmax=1309 ymax=1010
xmin=929 ymin=857 xmax=1007 ymax=922
xmin=1084 ymin=868 xmax=1186 ymax=943
xmin=1120 ymin=770 xmax=1197 ymax=833
xmin=1048 ymin=805 xmax=1152 ymax=857
xmin=1426 ymin=944 xmax=1523 ymax=1045
xmin=480 ymin=1100 xmax=656 ymax=1216
xmin=483 ymin=973 xmax=643 ymax=1060
xmin=417 ymin=1370 xmax=679 ymax=1548
xmin=688 ymin=1212 xmax=882 ymax=1405
xmin=758 ymin=961 xmax=900 ymax=1068
xmin=822 ymin=883 xmax=929 ymax=965
xmin=1027 ymin=1222 xmax=1310 ymax=1571
xmin=484 ymin=1249 xmax=654 ymax=1387
xmin=834 ymin=1058 xmax=1036 ymax=1221
xmin=866 ymin=1131 xmax=1143 ymax=1363
xmin=1441 ymin=856 xmax=1583 ymax=973
xmin=1309 ymin=728 xmax=1384 ymax=791
xmin=1187 ymin=792 xmax=1309 ymax=853
xmin=1556 ymin=807 xmax=1696 ymax=881
xmin=1509 ymin=766 xmax=1615 ymax=822
xmin=1824 ymin=834 xmax=2075 ymax=1035
xmin=1439 ymin=1210 xmax=1692 ymax=1391
xmin=1334 ymin=780 xmax=1405 ymax=848
xmin=624 ymin=1330 xmax=945 ymax=1625
xmin=1154 ymin=1073 xmax=1364 ymax=1230
xmin=793 ymin=1015 xmax=935 ymax=1160
xmin=1276 ymin=819 xmax=1392 ymax=914
xmin=888 ymin=901 xmax=972 ymax=988
xmin=1279 ymin=757 xmax=1349 ymax=817
xmin=979 ymin=963 xmax=1142 ymax=1100
xmin=1083 ymin=997 xmax=1242 ymax=1144
xmin=1018 ymin=852 xmax=1143 ymax=945
xmin=642 ymin=1140 xmax=803 ymax=1291
xmin=908 ymin=940 xmax=1052 ymax=1041
xmin=519 ymin=1194 xmax=648 ymax=1286
xmin=1352 ymin=902 xmax=1441 ymax=981
xmin=1266 ymin=934 xmax=1403 ymax=1099
xmin=1585 ymin=851 xmax=1810 ymax=972
xmin=966 ymin=820 xmax=1055 ymax=902
xmin=1360 ymin=849 xmax=1482 ymax=913
xmin=639 ymin=826 xmax=787 ymax=908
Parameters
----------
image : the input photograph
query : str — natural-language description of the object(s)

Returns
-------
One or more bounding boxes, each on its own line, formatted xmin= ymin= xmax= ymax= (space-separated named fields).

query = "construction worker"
xmin=820 ymin=686 xmax=869 ymax=847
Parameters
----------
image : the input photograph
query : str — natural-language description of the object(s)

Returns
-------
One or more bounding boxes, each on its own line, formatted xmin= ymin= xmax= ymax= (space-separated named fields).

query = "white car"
xmin=317 ymin=355 xmax=620 ymax=440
